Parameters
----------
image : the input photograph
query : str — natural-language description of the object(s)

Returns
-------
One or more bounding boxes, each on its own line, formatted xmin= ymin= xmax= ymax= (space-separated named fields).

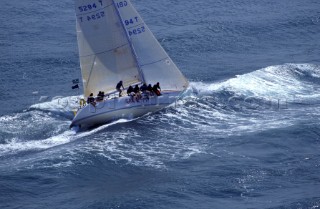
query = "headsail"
xmin=114 ymin=0 xmax=189 ymax=91
xmin=75 ymin=0 xmax=188 ymax=97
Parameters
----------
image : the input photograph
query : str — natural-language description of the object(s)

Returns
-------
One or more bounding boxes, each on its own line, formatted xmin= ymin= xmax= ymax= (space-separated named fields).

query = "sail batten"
xmin=79 ymin=43 xmax=129 ymax=58
xmin=140 ymin=57 xmax=168 ymax=67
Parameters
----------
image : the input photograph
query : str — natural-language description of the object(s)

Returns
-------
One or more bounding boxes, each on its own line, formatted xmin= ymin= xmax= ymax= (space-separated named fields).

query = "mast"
xmin=112 ymin=0 xmax=146 ymax=84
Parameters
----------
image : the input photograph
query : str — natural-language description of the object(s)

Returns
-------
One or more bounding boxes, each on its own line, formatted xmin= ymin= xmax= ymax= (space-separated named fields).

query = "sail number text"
xmin=116 ymin=1 xmax=128 ymax=8
xmin=78 ymin=1 xmax=128 ymax=13
xmin=128 ymin=26 xmax=145 ymax=36
xmin=124 ymin=16 xmax=145 ymax=36
xmin=78 ymin=1 xmax=103 ymax=13
xmin=79 ymin=11 xmax=105 ymax=22
xmin=124 ymin=17 xmax=138 ymax=26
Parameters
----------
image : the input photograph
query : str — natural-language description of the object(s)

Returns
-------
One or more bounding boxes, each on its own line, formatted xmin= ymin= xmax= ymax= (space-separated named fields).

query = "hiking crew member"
xmin=96 ymin=91 xmax=104 ymax=101
xmin=127 ymin=85 xmax=134 ymax=96
xmin=140 ymin=83 xmax=148 ymax=93
xmin=87 ymin=93 xmax=96 ymax=106
xmin=134 ymin=84 xmax=142 ymax=101
xmin=152 ymin=82 xmax=162 ymax=96
xmin=147 ymin=84 xmax=153 ymax=96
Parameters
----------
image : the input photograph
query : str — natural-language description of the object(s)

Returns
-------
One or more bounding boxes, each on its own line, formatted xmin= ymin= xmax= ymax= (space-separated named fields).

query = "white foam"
xmin=191 ymin=63 xmax=320 ymax=101
xmin=30 ymin=95 xmax=82 ymax=113
xmin=0 ymin=119 xmax=131 ymax=157
xmin=0 ymin=130 xmax=75 ymax=156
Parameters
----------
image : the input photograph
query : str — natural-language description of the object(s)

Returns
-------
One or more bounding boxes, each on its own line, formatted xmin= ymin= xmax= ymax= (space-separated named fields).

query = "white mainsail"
xmin=75 ymin=0 xmax=188 ymax=97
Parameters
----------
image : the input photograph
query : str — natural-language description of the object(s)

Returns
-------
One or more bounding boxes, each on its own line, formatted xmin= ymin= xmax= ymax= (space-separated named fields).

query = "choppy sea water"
xmin=0 ymin=0 xmax=320 ymax=208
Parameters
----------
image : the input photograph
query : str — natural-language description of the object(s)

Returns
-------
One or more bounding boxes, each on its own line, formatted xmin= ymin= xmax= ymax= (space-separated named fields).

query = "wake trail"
xmin=0 ymin=119 xmax=131 ymax=157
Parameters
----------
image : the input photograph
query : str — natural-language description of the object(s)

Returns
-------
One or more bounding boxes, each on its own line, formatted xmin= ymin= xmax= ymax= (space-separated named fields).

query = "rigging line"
xmin=86 ymin=55 xmax=97 ymax=89
xmin=111 ymin=0 xmax=146 ymax=84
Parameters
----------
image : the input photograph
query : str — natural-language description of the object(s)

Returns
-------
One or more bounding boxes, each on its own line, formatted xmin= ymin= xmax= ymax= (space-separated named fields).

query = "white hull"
xmin=70 ymin=91 xmax=182 ymax=129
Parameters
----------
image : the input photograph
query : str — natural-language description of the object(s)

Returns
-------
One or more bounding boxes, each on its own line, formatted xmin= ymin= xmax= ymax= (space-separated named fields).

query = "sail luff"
xmin=111 ymin=0 xmax=145 ymax=84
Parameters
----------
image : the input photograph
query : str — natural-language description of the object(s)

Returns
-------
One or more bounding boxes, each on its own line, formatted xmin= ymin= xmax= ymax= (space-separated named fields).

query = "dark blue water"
xmin=1 ymin=0 xmax=320 ymax=208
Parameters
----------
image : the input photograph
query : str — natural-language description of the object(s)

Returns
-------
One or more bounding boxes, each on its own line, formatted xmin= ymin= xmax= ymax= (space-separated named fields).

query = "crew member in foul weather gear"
xmin=134 ymin=84 xmax=142 ymax=101
xmin=87 ymin=93 xmax=96 ymax=106
xmin=153 ymin=82 xmax=162 ymax=96
xmin=127 ymin=85 xmax=135 ymax=102
xmin=96 ymin=91 xmax=104 ymax=101
xmin=116 ymin=80 xmax=124 ymax=97
xmin=127 ymin=85 xmax=134 ymax=96
xmin=147 ymin=84 xmax=153 ymax=96
xmin=140 ymin=83 xmax=147 ymax=93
